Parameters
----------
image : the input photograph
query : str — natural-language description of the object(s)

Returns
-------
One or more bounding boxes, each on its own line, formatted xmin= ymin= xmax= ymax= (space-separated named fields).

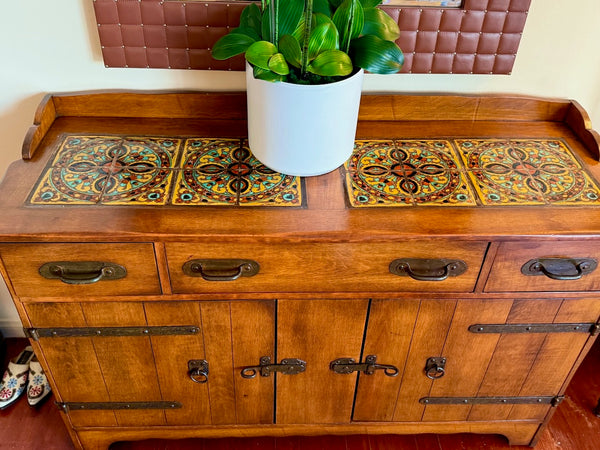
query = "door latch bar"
xmin=240 ymin=356 xmax=306 ymax=378
xmin=330 ymin=355 xmax=399 ymax=377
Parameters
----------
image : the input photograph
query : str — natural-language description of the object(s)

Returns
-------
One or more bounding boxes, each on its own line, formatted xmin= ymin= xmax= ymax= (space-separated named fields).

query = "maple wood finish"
xmin=1 ymin=92 xmax=600 ymax=450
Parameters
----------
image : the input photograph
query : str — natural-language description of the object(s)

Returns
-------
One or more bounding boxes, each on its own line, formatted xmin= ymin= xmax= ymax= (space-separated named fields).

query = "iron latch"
xmin=188 ymin=360 xmax=209 ymax=384
xmin=240 ymin=356 xmax=306 ymax=378
xmin=330 ymin=355 xmax=399 ymax=377
xmin=425 ymin=357 xmax=446 ymax=379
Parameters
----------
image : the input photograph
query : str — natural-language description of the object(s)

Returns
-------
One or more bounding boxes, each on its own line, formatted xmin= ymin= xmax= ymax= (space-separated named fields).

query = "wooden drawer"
xmin=486 ymin=241 xmax=600 ymax=292
xmin=166 ymin=241 xmax=487 ymax=294
xmin=0 ymin=243 xmax=161 ymax=297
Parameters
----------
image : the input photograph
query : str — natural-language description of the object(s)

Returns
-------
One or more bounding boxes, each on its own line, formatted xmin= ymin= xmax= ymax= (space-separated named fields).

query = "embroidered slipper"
xmin=0 ymin=345 xmax=35 ymax=409
xmin=27 ymin=356 xmax=52 ymax=407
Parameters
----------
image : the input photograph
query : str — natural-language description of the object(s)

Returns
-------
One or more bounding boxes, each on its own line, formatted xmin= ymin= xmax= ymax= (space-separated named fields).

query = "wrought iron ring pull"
xmin=330 ymin=355 xmax=399 ymax=377
xmin=425 ymin=357 xmax=446 ymax=380
xmin=188 ymin=360 xmax=209 ymax=384
xmin=389 ymin=258 xmax=467 ymax=282
xmin=182 ymin=259 xmax=260 ymax=282
xmin=521 ymin=257 xmax=597 ymax=281
xmin=240 ymin=356 xmax=306 ymax=379
xmin=39 ymin=261 xmax=127 ymax=285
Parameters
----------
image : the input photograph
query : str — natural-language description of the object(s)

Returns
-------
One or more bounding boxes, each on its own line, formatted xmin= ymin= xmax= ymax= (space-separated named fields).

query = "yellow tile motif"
xmin=29 ymin=135 xmax=303 ymax=207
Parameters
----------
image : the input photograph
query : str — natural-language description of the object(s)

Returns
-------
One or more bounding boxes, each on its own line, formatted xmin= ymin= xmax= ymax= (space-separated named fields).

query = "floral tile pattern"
xmin=346 ymin=138 xmax=600 ymax=207
xmin=456 ymin=139 xmax=600 ymax=206
xmin=28 ymin=135 xmax=600 ymax=209
xmin=29 ymin=135 xmax=303 ymax=207
xmin=345 ymin=140 xmax=477 ymax=207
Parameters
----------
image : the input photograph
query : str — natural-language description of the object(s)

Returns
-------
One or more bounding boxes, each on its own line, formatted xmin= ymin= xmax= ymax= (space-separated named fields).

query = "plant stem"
xmin=270 ymin=0 xmax=278 ymax=45
xmin=300 ymin=0 xmax=313 ymax=78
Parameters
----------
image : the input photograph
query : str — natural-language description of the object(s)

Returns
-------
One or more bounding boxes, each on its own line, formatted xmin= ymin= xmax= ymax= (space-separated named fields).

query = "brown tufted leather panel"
xmin=93 ymin=0 xmax=530 ymax=74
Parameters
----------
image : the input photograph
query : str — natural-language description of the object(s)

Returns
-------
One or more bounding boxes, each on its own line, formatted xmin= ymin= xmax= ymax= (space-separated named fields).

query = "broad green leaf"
xmin=279 ymin=34 xmax=302 ymax=68
xmin=253 ymin=65 xmax=286 ymax=82
xmin=262 ymin=0 xmax=304 ymax=44
xmin=350 ymin=35 xmax=404 ymax=74
xmin=245 ymin=41 xmax=279 ymax=70
xmin=332 ymin=0 xmax=364 ymax=53
xmin=362 ymin=7 xmax=400 ymax=41
xmin=279 ymin=0 xmax=305 ymax=37
xmin=360 ymin=0 xmax=382 ymax=7
xmin=231 ymin=27 xmax=261 ymax=42
xmin=313 ymin=12 xmax=331 ymax=27
xmin=313 ymin=0 xmax=333 ymax=16
xmin=268 ymin=53 xmax=290 ymax=75
xmin=239 ymin=3 xmax=263 ymax=39
xmin=211 ymin=33 xmax=256 ymax=60
xmin=308 ymin=49 xmax=353 ymax=77
xmin=308 ymin=22 xmax=339 ymax=60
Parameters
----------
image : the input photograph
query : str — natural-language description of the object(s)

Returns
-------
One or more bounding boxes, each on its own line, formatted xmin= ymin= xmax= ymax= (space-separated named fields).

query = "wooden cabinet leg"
xmin=76 ymin=432 xmax=114 ymax=450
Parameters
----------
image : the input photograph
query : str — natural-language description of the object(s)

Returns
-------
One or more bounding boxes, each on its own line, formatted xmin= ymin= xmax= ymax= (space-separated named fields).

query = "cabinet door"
xmin=276 ymin=299 xmax=369 ymax=424
xmin=26 ymin=300 xmax=275 ymax=427
xmin=353 ymin=298 xmax=600 ymax=423
xmin=353 ymin=299 xmax=457 ymax=422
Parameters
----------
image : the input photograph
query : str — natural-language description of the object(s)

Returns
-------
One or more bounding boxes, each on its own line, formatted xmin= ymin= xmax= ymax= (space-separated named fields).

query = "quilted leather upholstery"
xmin=93 ymin=0 xmax=530 ymax=74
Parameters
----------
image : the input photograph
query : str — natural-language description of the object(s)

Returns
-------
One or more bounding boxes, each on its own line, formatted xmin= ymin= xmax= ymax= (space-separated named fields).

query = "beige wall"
xmin=1 ymin=0 xmax=600 ymax=335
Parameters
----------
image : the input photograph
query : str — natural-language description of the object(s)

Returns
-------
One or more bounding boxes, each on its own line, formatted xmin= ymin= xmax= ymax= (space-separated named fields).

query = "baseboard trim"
xmin=0 ymin=319 xmax=25 ymax=338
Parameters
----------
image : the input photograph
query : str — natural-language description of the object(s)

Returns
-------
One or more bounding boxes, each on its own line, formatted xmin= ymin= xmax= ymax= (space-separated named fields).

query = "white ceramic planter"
xmin=246 ymin=63 xmax=364 ymax=177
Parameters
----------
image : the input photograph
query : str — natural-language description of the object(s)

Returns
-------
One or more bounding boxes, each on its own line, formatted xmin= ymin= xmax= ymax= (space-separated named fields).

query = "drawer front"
xmin=486 ymin=241 xmax=600 ymax=292
xmin=0 ymin=243 xmax=161 ymax=297
xmin=166 ymin=241 xmax=487 ymax=294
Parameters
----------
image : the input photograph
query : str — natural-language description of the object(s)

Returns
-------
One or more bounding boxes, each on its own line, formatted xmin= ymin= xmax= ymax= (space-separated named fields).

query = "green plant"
xmin=211 ymin=0 xmax=404 ymax=84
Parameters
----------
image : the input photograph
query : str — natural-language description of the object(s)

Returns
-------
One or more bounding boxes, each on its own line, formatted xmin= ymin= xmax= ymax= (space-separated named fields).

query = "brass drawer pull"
xmin=389 ymin=258 xmax=467 ymax=281
xmin=188 ymin=360 xmax=209 ymax=384
xmin=39 ymin=261 xmax=127 ymax=285
xmin=240 ymin=356 xmax=306 ymax=378
xmin=182 ymin=259 xmax=260 ymax=281
xmin=330 ymin=355 xmax=399 ymax=377
xmin=425 ymin=357 xmax=446 ymax=379
xmin=521 ymin=257 xmax=597 ymax=280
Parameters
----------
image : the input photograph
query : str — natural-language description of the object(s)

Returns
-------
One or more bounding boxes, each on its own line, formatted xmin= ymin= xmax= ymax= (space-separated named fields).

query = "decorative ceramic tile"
xmin=346 ymin=140 xmax=477 ymax=206
xmin=173 ymin=138 xmax=303 ymax=207
xmin=29 ymin=136 xmax=182 ymax=205
xmin=456 ymin=139 xmax=600 ymax=206
xmin=29 ymin=166 xmax=106 ymax=204
xmin=29 ymin=135 xmax=304 ymax=207
xmin=99 ymin=168 xmax=175 ymax=205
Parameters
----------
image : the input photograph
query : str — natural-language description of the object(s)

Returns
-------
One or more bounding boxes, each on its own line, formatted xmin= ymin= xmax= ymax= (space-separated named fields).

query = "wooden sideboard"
xmin=0 ymin=92 xmax=599 ymax=450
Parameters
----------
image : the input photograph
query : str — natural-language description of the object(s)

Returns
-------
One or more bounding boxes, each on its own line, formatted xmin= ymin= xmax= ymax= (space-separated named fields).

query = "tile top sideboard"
xmin=0 ymin=92 xmax=599 ymax=450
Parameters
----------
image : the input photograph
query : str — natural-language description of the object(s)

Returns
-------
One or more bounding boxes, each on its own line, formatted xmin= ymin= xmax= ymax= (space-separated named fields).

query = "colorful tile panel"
xmin=346 ymin=139 xmax=600 ymax=207
xmin=28 ymin=135 xmax=303 ymax=207
xmin=29 ymin=136 xmax=600 ymax=208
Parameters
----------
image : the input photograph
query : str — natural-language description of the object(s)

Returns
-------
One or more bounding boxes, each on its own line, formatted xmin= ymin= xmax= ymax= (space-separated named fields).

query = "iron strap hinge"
xmin=56 ymin=401 xmax=182 ymax=412
xmin=469 ymin=322 xmax=599 ymax=335
xmin=25 ymin=325 xmax=200 ymax=341
xmin=420 ymin=395 xmax=565 ymax=407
